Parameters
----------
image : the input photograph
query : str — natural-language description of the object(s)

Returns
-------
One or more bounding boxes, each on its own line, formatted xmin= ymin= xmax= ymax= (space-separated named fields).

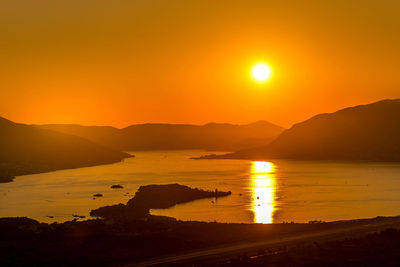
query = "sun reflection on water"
xmin=251 ymin=161 xmax=276 ymax=224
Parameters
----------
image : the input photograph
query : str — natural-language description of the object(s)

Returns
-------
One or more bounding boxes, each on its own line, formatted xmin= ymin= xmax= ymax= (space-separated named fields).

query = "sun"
xmin=251 ymin=63 xmax=272 ymax=82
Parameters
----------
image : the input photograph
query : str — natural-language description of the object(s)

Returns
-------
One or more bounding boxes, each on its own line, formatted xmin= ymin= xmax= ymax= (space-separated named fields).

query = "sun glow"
xmin=252 ymin=161 xmax=274 ymax=173
xmin=251 ymin=63 xmax=272 ymax=82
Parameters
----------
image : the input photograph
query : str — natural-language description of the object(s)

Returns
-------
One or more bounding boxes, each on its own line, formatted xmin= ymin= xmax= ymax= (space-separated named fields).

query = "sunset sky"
xmin=1 ymin=0 xmax=399 ymax=128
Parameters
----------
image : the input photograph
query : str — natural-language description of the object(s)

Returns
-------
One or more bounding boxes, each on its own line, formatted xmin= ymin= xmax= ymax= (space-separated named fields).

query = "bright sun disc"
xmin=252 ymin=63 xmax=272 ymax=82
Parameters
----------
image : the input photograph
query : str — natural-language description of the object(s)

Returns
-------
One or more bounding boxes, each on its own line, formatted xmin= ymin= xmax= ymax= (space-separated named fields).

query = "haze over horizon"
xmin=1 ymin=0 xmax=400 ymax=128
xmin=3 ymin=2 xmax=400 ymax=265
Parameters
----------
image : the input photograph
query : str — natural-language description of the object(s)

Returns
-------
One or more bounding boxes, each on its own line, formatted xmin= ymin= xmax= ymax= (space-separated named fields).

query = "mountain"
xmin=0 ymin=117 xmax=132 ymax=182
xmin=201 ymin=99 xmax=400 ymax=161
xmin=36 ymin=121 xmax=285 ymax=151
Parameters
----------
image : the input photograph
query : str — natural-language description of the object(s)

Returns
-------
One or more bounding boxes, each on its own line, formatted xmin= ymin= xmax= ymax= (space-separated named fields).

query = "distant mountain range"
xmin=0 ymin=117 xmax=131 ymax=182
xmin=199 ymin=99 xmax=400 ymax=161
xmin=36 ymin=121 xmax=285 ymax=151
xmin=4 ymin=98 xmax=400 ymax=182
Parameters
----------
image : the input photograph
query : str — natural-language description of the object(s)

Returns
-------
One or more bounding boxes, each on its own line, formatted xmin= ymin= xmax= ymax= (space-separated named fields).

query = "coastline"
xmin=0 ymin=154 xmax=133 ymax=184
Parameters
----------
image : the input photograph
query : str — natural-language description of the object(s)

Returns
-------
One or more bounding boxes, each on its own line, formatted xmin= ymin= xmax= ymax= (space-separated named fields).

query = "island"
xmin=90 ymin=183 xmax=231 ymax=220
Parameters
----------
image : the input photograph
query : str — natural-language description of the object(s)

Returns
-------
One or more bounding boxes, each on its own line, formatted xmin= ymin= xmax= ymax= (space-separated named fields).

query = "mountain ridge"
xmin=198 ymin=99 xmax=400 ymax=161
xmin=37 ymin=121 xmax=285 ymax=152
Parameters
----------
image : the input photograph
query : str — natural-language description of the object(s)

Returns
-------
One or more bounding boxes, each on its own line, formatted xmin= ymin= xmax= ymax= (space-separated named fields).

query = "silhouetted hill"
xmin=37 ymin=121 xmax=284 ymax=151
xmin=202 ymin=99 xmax=400 ymax=161
xmin=0 ymin=117 xmax=132 ymax=182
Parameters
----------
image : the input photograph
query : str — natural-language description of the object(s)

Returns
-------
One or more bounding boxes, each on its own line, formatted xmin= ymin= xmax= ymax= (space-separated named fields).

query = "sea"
xmin=1 ymin=150 xmax=400 ymax=224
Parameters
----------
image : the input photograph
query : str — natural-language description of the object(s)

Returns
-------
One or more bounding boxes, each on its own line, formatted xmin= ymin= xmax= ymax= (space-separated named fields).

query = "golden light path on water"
xmin=251 ymin=161 xmax=276 ymax=223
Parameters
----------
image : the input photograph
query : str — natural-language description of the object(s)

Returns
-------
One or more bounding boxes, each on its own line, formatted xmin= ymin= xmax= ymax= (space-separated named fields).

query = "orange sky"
xmin=1 ymin=0 xmax=399 ymax=128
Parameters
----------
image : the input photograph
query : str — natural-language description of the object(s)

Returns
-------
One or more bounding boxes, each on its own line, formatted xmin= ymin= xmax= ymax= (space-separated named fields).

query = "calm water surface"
xmin=1 ymin=150 xmax=400 ymax=224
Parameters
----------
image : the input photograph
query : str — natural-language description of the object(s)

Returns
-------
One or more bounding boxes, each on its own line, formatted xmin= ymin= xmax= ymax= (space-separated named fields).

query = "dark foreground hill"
xmin=201 ymin=99 xmax=400 ymax=161
xmin=0 ymin=117 xmax=132 ymax=182
xmin=37 ymin=121 xmax=284 ymax=151
xmin=1 ymin=215 xmax=400 ymax=266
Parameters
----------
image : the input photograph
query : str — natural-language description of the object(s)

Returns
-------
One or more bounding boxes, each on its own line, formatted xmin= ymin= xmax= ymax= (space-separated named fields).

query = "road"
xmin=127 ymin=217 xmax=400 ymax=267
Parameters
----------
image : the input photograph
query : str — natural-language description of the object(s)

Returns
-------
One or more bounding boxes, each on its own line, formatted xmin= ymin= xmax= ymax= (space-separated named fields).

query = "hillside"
xmin=0 ymin=117 xmax=132 ymax=182
xmin=37 ymin=121 xmax=285 ymax=151
xmin=202 ymin=99 xmax=400 ymax=161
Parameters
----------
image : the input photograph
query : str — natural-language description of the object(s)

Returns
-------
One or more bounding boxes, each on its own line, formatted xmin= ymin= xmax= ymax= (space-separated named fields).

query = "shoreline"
xmin=0 ymin=154 xmax=133 ymax=184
